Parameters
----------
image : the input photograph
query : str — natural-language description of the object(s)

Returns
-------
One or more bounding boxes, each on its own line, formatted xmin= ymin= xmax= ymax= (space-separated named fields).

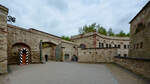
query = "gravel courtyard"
xmin=0 ymin=62 xmax=149 ymax=84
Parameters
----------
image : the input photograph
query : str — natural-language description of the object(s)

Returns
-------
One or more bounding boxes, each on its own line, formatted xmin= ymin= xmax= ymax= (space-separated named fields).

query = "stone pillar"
xmin=0 ymin=5 xmax=8 ymax=74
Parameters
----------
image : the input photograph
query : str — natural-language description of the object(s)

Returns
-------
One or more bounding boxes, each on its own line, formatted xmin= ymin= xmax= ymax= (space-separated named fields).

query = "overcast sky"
xmin=1 ymin=0 xmax=149 ymax=36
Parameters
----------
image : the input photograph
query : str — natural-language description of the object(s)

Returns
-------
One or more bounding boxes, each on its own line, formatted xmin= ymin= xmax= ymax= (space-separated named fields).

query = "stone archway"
xmin=42 ymin=42 xmax=57 ymax=61
xmin=9 ymin=43 xmax=31 ymax=65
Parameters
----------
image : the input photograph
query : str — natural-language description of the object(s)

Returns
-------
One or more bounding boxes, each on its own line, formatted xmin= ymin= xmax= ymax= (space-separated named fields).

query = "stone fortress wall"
xmin=0 ymin=1 xmax=150 ymax=80
xmin=0 ymin=5 xmax=8 ymax=73
xmin=78 ymin=48 xmax=117 ymax=63
xmin=7 ymin=24 xmax=78 ymax=65
xmin=71 ymin=32 xmax=129 ymax=58
xmin=129 ymin=1 xmax=150 ymax=59
xmin=115 ymin=1 xmax=150 ymax=79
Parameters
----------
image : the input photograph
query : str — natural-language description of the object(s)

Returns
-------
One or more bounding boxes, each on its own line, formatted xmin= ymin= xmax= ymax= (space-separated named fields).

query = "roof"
xmin=0 ymin=4 xmax=8 ymax=12
xmin=129 ymin=1 xmax=150 ymax=23
xmin=29 ymin=28 xmax=62 ymax=39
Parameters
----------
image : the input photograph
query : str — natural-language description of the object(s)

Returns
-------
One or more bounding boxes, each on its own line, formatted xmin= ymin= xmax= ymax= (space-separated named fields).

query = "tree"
xmin=126 ymin=32 xmax=130 ymax=37
xmin=107 ymin=28 xmax=115 ymax=36
xmin=7 ymin=15 xmax=16 ymax=23
xmin=61 ymin=36 xmax=71 ymax=41
xmin=79 ymin=23 xmax=97 ymax=34
xmin=97 ymin=25 xmax=107 ymax=35
xmin=116 ymin=30 xmax=126 ymax=37
xmin=78 ymin=22 xmax=130 ymax=37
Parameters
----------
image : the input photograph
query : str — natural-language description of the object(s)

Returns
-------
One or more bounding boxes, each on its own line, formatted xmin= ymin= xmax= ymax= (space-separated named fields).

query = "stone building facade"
xmin=0 ymin=5 xmax=8 ymax=73
xmin=0 ymin=5 xmax=78 ymax=73
xmin=115 ymin=1 xmax=150 ymax=79
xmin=71 ymin=32 xmax=129 ymax=57
xmin=6 ymin=24 xmax=78 ymax=65
xmin=0 ymin=2 xmax=150 ymax=80
xmin=129 ymin=1 xmax=150 ymax=59
xmin=61 ymin=40 xmax=78 ymax=62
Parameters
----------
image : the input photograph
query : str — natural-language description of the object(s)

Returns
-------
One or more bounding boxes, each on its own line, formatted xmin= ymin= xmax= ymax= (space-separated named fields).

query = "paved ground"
xmin=0 ymin=62 xmax=149 ymax=84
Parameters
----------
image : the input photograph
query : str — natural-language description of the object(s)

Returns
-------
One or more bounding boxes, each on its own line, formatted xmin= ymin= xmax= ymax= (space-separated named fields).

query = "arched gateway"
xmin=9 ymin=43 xmax=31 ymax=65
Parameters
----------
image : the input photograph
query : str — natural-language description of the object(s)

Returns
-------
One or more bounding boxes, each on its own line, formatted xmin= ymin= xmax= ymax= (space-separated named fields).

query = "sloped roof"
xmin=129 ymin=1 xmax=150 ymax=23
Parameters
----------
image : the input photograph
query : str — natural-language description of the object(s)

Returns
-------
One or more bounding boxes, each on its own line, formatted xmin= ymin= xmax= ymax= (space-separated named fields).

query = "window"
xmin=124 ymin=54 xmax=127 ymax=57
xmin=115 ymin=44 xmax=117 ymax=48
xmin=136 ymin=43 xmax=139 ymax=49
xmin=109 ymin=44 xmax=111 ymax=48
xmin=106 ymin=44 xmax=108 ymax=48
xmin=102 ymin=43 xmax=104 ymax=48
xmin=99 ymin=42 xmax=101 ymax=48
xmin=118 ymin=45 xmax=120 ymax=48
xmin=80 ymin=44 xmax=86 ymax=49
xmin=128 ymin=45 xmax=130 ymax=48
xmin=135 ymin=23 xmax=145 ymax=34
xmin=99 ymin=42 xmax=104 ymax=48
xmin=124 ymin=45 xmax=126 ymax=49
xmin=140 ymin=42 xmax=143 ymax=48
xmin=118 ymin=54 xmax=121 ymax=57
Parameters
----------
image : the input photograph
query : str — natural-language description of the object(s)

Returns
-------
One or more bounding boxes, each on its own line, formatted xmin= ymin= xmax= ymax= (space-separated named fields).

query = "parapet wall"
xmin=114 ymin=57 xmax=150 ymax=79
xmin=78 ymin=48 xmax=117 ymax=63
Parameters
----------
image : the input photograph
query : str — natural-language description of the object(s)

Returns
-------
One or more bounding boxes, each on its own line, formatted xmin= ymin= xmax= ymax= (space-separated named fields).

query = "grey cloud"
xmin=1 ymin=0 xmax=149 ymax=36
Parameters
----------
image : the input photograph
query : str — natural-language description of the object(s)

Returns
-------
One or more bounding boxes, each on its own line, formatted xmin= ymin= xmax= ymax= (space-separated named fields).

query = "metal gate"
xmin=55 ymin=45 xmax=62 ymax=61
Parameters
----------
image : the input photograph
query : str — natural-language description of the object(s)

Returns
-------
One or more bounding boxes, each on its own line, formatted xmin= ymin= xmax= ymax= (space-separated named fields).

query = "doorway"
xmin=19 ymin=48 xmax=29 ymax=65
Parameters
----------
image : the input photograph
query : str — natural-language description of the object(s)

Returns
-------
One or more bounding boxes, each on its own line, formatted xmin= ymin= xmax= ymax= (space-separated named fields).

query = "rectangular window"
xmin=118 ymin=45 xmax=120 ymax=48
xmin=140 ymin=42 xmax=143 ymax=48
xmin=115 ymin=45 xmax=117 ymax=48
xmin=106 ymin=44 xmax=108 ymax=48
xmin=109 ymin=44 xmax=111 ymax=48
xmin=99 ymin=42 xmax=101 ymax=48
xmin=102 ymin=43 xmax=104 ymax=48
xmin=124 ymin=45 xmax=126 ymax=49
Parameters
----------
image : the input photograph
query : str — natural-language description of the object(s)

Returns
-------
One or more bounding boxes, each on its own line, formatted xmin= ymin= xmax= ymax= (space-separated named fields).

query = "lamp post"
xmin=40 ymin=40 xmax=42 ymax=63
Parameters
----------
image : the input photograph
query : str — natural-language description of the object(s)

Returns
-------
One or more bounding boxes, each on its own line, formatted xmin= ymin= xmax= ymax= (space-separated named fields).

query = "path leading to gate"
xmin=0 ymin=62 xmax=149 ymax=84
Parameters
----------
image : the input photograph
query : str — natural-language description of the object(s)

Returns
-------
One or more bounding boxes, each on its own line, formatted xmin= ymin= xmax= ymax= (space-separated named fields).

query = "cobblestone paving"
xmin=0 ymin=62 xmax=149 ymax=84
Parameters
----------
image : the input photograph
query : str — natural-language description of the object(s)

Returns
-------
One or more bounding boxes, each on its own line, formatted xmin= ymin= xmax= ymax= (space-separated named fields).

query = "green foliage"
xmin=61 ymin=36 xmax=71 ymax=41
xmin=126 ymin=32 xmax=130 ymax=37
xmin=78 ymin=22 xmax=130 ymax=37
xmin=116 ymin=30 xmax=127 ymax=37
xmin=79 ymin=23 xmax=96 ymax=34
xmin=107 ymin=28 xmax=115 ymax=36
xmin=97 ymin=25 xmax=107 ymax=35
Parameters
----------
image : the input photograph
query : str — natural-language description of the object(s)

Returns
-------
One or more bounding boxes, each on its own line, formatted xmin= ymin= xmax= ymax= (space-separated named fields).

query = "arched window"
xmin=106 ymin=44 xmax=108 ymax=48
xmin=135 ymin=23 xmax=145 ymax=34
xmin=80 ymin=44 xmax=86 ymax=49
xmin=140 ymin=42 xmax=143 ymax=48
xmin=109 ymin=44 xmax=111 ymax=48
xmin=99 ymin=42 xmax=103 ymax=48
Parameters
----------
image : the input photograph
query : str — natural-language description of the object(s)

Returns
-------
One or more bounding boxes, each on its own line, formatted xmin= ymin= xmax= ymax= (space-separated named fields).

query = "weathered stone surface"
xmin=0 ymin=60 xmax=7 ymax=73
xmin=114 ymin=57 xmax=150 ymax=79
xmin=78 ymin=48 xmax=117 ymax=63
xmin=71 ymin=32 xmax=129 ymax=57
xmin=129 ymin=1 xmax=150 ymax=59
xmin=61 ymin=41 xmax=78 ymax=61
xmin=0 ymin=5 xmax=8 ymax=74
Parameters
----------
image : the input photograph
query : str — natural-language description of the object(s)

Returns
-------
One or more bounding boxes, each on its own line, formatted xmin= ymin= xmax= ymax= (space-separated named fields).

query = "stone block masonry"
xmin=114 ymin=57 xmax=150 ymax=79
xmin=0 ymin=5 xmax=8 ymax=74
xmin=78 ymin=48 xmax=117 ymax=63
